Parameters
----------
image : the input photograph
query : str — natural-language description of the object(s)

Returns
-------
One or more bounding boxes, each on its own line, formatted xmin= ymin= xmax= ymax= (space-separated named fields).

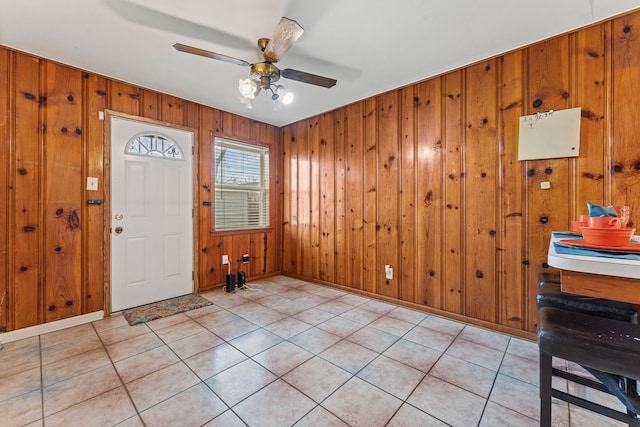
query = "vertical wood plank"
xmin=318 ymin=112 xmax=336 ymax=283
xmin=296 ymin=121 xmax=311 ymax=277
xmin=308 ymin=117 xmax=321 ymax=280
xmin=363 ymin=98 xmax=378 ymax=294
xmin=109 ymin=80 xmax=140 ymax=115
xmin=525 ymin=35 xmax=571 ymax=331
xmin=140 ymin=89 xmax=160 ymax=121
xmin=160 ymin=94 xmax=185 ymax=126
xmin=573 ymin=26 xmax=607 ymax=215
xmin=334 ymin=110 xmax=347 ymax=286
xmin=464 ymin=60 xmax=498 ymax=322
xmin=84 ymin=73 xmax=107 ymax=313
xmin=498 ymin=51 xmax=525 ymax=329
xmin=399 ymin=87 xmax=416 ymax=303
xmin=0 ymin=48 xmax=9 ymax=330
xmin=13 ymin=52 xmax=42 ymax=329
xmin=44 ymin=62 xmax=83 ymax=322
xmin=198 ymin=113 xmax=217 ymax=288
xmin=344 ymin=103 xmax=364 ymax=290
xmin=281 ymin=124 xmax=298 ymax=274
xmin=376 ymin=91 xmax=400 ymax=299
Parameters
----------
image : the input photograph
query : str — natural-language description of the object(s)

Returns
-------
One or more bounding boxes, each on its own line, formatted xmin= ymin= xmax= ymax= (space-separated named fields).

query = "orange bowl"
xmin=580 ymin=227 xmax=635 ymax=247
xmin=571 ymin=221 xmax=588 ymax=233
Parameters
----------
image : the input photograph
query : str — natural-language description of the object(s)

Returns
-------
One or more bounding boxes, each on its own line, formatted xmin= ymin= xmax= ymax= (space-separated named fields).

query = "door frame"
xmin=103 ymin=110 xmax=199 ymax=315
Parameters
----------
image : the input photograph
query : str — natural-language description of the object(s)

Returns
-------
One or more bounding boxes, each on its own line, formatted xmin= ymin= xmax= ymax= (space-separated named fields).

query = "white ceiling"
xmin=1 ymin=0 xmax=638 ymax=127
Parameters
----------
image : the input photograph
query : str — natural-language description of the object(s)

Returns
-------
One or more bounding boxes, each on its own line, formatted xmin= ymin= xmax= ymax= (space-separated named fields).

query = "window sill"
xmin=209 ymin=227 xmax=274 ymax=237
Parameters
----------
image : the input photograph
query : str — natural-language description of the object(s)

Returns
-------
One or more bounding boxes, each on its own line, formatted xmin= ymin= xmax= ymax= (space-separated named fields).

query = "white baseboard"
xmin=0 ymin=311 xmax=105 ymax=344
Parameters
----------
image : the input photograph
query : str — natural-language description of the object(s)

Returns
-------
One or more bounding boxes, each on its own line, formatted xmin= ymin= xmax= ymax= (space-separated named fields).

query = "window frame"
xmin=211 ymin=136 xmax=273 ymax=234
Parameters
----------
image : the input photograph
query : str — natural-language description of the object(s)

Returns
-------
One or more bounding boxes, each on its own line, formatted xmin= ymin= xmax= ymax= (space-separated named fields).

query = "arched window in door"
xmin=125 ymin=132 xmax=184 ymax=160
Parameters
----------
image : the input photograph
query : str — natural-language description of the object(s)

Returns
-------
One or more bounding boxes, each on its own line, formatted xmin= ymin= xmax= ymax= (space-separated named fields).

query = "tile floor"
xmin=0 ymin=275 xmax=629 ymax=426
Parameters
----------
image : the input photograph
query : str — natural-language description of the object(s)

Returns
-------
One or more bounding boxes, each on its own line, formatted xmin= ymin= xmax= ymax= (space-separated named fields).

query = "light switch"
xmin=87 ymin=177 xmax=99 ymax=191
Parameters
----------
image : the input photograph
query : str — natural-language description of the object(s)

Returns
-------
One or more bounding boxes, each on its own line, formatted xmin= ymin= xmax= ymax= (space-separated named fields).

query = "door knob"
xmin=114 ymin=226 xmax=123 ymax=234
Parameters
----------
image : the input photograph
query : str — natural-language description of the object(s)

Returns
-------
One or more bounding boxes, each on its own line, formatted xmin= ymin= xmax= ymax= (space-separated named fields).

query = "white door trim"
xmin=103 ymin=110 xmax=199 ymax=315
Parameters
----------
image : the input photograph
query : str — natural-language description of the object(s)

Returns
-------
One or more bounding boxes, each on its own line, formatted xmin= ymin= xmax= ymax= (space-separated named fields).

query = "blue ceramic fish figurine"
xmin=587 ymin=201 xmax=618 ymax=217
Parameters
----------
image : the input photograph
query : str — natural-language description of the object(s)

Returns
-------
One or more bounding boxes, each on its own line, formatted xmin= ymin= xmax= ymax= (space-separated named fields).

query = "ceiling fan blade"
xmin=173 ymin=43 xmax=250 ymax=66
xmin=263 ymin=17 xmax=304 ymax=63
xmin=107 ymin=0 xmax=251 ymax=51
xmin=281 ymin=69 xmax=337 ymax=88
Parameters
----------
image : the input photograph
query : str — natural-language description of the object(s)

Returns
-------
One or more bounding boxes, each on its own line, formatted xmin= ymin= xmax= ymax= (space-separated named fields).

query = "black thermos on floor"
xmin=237 ymin=271 xmax=246 ymax=288
xmin=225 ymin=273 xmax=236 ymax=293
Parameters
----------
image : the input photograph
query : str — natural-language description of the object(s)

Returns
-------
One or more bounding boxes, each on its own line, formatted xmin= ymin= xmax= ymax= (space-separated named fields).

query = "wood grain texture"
xmin=280 ymin=10 xmax=640 ymax=333
xmin=561 ymin=271 xmax=640 ymax=305
xmin=0 ymin=48 xmax=9 ymax=331
xmin=44 ymin=63 xmax=84 ymax=322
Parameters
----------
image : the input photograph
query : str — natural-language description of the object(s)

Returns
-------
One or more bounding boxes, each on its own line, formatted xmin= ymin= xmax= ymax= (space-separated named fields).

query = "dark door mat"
xmin=122 ymin=294 xmax=213 ymax=326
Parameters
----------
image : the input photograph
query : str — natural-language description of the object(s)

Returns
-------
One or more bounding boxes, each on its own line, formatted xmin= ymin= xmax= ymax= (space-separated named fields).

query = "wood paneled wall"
xmin=0 ymin=48 xmax=281 ymax=332
xmin=281 ymin=11 xmax=640 ymax=334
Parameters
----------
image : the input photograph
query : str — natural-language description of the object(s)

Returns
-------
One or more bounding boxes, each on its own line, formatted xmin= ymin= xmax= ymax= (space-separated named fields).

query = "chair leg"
xmin=540 ymin=351 xmax=553 ymax=427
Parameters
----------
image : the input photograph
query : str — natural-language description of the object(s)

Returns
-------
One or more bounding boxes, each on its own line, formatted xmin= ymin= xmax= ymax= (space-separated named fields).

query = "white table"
xmin=548 ymin=233 xmax=640 ymax=305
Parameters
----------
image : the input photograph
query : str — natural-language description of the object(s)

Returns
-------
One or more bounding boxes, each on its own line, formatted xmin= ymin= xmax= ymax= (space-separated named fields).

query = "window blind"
xmin=214 ymin=137 xmax=270 ymax=231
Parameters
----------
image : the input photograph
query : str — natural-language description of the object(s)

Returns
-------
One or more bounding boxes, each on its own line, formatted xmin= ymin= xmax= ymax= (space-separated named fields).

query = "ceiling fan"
xmin=173 ymin=17 xmax=337 ymax=106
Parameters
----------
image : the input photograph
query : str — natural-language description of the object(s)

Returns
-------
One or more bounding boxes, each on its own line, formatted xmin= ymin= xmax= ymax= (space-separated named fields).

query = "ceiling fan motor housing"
xmin=251 ymin=62 xmax=280 ymax=87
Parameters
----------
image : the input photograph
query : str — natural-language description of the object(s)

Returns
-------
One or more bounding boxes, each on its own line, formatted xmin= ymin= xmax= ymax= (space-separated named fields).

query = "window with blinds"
xmin=214 ymin=137 xmax=270 ymax=231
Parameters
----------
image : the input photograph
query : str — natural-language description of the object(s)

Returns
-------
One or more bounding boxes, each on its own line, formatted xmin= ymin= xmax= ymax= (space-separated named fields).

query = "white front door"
xmin=110 ymin=116 xmax=193 ymax=312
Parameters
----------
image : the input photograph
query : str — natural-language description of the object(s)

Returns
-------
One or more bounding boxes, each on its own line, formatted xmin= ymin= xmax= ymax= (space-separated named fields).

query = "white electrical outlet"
xmin=385 ymin=265 xmax=393 ymax=280
xmin=222 ymin=255 xmax=229 ymax=265
xmin=540 ymin=181 xmax=551 ymax=190
xmin=86 ymin=177 xmax=98 ymax=191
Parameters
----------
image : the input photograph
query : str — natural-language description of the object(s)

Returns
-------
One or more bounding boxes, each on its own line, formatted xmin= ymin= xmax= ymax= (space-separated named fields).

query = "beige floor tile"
xmin=105 ymin=331 xmax=164 ymax=362
xmin=43 ymin=364 xmax=121 ymax=416
xmin=314 ymin=300 xmax=354 ymax=315
xmin=357 ymin=355 xmax=425 ymax=400
xmin=429 ymin=353 xmax=497 ymax=398
xmin=403 ymin=324 xmax=457 ymax=352
xmin=387 ymin=404 xmax=449 ymax=426
xmin=253 ymin=341 xmax=313 ymax=376
xmin=419 ymin=314 xmax=465 ymax=336
xmin=479 ymin=401 xmax=539 ymax=427
xmin=339 ymin=306 xmax=383 ymax=325
xmin=126 ymin=362 xmax=200 ymax=411
xmin=459 ymin=324 xmax=510 ymax=352
xmin=446 ymin=337 xmax=505 ymax=371
xmin=487 ymin=373 xmax=542 ymax=421
xmin=203 ymin=410 xmax=247 ymax=426
xmin=315 ymin=316 xmax=363 ymax=338
xmin=368 ymin=315 xmax=415 ymax=337
xmin=293 ymin=307 xmax=336 ymax=325
xmin=184 ymin=342 xmax=247 ymax=380
xmin=42 ymin=347 xmax=111 ymax=386
xmin=193 ymin=309 xmax=240 ymax=330
xmin=0 ymin=389 xmax=42 ymax=427
xmin=0 ymin=337 xmax=41 ymax=379
xmin=322 ymin=376 xmax=402 ymax=426
xmin=408 ymin=375 xmax=486 ymax=427
xmin=240 ymin=306 xmax=288 ymax=326
xmin=167 ymin=329 xmax=224 ymax=359
xmin=346 ymin=325 xmax=398 ymax=353
xmin=387 ymin=306 xmax=428 ymax=324
xmin=115 ymin=415 xmax=145 ymax=427
xmin=0 ymin=365 xmax=41 ymax=402
xmin=115 ymin=345 xmax=180 ymax=383
xmin=140 ymin=383 xmax=227 ymax=426
xmin=97 ymin=323 xmax=150 ymax=347
xmin=145 ymin=312 xmax=190 ymax=331
xmin=358 ymin=299 xmax=396 ymax=314
xmin=40 ymin=334 xmax=103 ymax=365
xmin=44 ymin=387 xmax=136 ymax=427
xmin=289 ymin=327 xmax=342 ymax=354
xmin=92 ymin=312 xmax=129 ymax=333
xmin=152 ymin=318 xmax=208 ymax=343
xmin=207 ymin=317 xmax=259 ymax=341
xmin=228 ymin=328 xmax=282 ymax=356
xmin=319 ymin=340 xmax=377 ymax=374
xmin=233 ymin=380 xmax=316 ymax=427
xmin=264 ymin=316 xmax=312 ymax=339
xmin=383 ymin=338 xmax=442 ymax=372
xmin=205 ymin=359 xmax=277 ymax=406
xmin=40 ymin=323 xmax=96 ymax=348
xmin=296 ymin=405 xmax=350 ymax=426
xmin=499 ymin=352 xmax=539 ymax=386
xmin=283 ymin=356 xmax=352 ymax=402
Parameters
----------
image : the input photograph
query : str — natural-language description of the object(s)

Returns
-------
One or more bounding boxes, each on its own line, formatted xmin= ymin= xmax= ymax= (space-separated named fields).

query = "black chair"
xmin=538 ymin=306 xmax=640 ymax=426
xmin=537 ymin=272 xmax=638 ymax=323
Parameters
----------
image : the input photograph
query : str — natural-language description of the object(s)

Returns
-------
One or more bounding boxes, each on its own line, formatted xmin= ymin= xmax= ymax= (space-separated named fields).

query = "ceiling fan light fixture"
xmin=238 ymin=78 xmax=259 ymax=99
